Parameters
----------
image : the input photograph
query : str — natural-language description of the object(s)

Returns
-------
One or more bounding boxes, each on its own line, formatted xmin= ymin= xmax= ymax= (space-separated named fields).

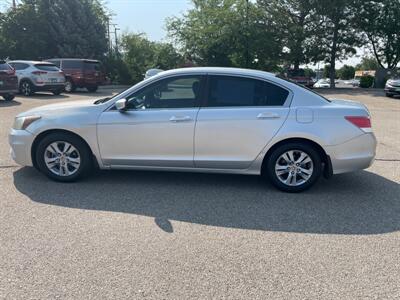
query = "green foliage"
xmin=355 ymin=56 xmax=380 ymax=71
xmin=304 ymin=68 xmax=316 ymax=78
xmin=121 ymin=33 xmax=183 ymax=84
xmin=0 ymin=0 xmax=108 ymax=60
xmin=337 ymin=65 xmax=355 ymax=80
xmin=356 ymin=0 xmax=400 ymax=69
xmin=359 ymin=75 xmax=374 ymax=88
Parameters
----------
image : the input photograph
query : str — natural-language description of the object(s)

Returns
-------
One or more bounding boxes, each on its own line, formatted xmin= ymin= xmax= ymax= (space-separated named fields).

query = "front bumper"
xmin=385 ymin=86 xmax=400 ymax=95
xmin=9 ymin=129 xmax=35 ymax=167
xmin=324 ymin=133 xmax=377 ymax=174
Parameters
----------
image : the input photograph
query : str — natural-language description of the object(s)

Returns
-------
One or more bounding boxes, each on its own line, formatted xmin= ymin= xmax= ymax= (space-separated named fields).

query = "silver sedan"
xmin=9 ymin=67 xmax=376 ymax=192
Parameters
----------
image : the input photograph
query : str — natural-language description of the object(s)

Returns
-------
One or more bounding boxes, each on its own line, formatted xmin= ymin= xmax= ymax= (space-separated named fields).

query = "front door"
xmin=97 ymin=75 xmax=205 ymax=168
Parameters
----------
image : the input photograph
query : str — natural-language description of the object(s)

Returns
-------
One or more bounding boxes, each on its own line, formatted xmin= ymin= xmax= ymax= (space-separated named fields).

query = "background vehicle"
xmin=145 ymin=68 xmax=164 ymax=79
xmin=0 ymin=60 xmax=18 ymax=101
xmin=384 ymin=77 xmax=400 ymax=97
xmin=8 ymin=60 xmax=65 ymax=96
xmin=9 ymin=67 xmax=376 ymax=192
xmin=285 ymin=69 xmax=315 ymax=88
xmin=46 ymin=58 xmax=106 ymax=93
xmin=313 ymin=79 xmax=330 ymax=88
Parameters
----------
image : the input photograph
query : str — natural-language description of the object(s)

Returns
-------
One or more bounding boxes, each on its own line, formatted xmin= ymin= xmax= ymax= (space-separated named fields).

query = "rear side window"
xmin=208 ymin=76 xmax=289 ymax=107
xmin=62 ymin=60 xmax=82 ymax=69
xmin=9 ymin=63 xmax=29 ymax=70
xmin=84 ymin=61 xmax=101 ymax=71
xmin=35 ymin=64 xmax=59 ymax=71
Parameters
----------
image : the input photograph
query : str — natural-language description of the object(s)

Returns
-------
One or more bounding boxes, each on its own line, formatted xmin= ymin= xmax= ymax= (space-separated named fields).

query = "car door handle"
xmin=169 ymin=116 xmax=192 ymax=122
xmin=257 ymin=112 xmax=280 ymax=119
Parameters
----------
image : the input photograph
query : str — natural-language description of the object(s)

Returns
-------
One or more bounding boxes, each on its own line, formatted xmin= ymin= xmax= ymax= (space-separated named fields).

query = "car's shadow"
xmin=0 ymin=100 xmax=21 ymax=107
xmin=13 ymin=168 xmax=400 ymax=235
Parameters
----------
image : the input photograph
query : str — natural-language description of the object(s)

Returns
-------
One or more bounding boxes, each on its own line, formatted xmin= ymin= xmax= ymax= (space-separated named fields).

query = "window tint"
xmin=208 ymin=76 xmax=289 ymax=107
xmin=0 ymin=62 xmax=12 ymax=71
xmin=84 ymin=61 xmax=100 ymax=71
xmin=35 ymin=64 xmax=59 ymax=71
xmin=10 ymin=63 xmax=29 ymax=70
xmin=62 ymin=60 xmax=82 ymax=69
xmin=126 ymin=76 xmax=203 ymax=109
xmin=49 ymin=60 xmax=61 ymax=68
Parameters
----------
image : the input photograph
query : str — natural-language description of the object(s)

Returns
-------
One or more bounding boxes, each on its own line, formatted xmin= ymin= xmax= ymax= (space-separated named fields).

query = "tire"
xmin=3 ymin=94 xmax=15 ymax=101
xmin=52 ymin=89 xmax=63 ymax=96
xmin=35 ymin=132 xmax=92 ymax=182
xmin=86 ymin=85 xmax=98 ymax=93
xmin=264 ymin=142 xmax=322 ymax=193
xmin=65 ymin=79 xmax=76 ymax=93
xmin=20 ymin=80 xmax=34 ymax=96
xmin=386 ymin=93 xmax=394 ymax=98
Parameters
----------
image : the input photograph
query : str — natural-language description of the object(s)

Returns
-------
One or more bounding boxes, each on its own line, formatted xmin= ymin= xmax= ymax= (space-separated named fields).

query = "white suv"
xmin=8 ymin=60 xmax=66 ymax=96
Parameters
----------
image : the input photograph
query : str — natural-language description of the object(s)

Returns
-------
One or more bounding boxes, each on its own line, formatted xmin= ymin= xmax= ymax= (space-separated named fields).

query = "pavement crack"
xmin=375 ymin=158 xmax=400 ymax=162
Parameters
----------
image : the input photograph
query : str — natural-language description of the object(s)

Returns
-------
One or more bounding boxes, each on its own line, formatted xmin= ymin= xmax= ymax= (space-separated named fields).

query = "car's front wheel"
xmin=35 ymin=132 xmax=92 ymax=182
xmin=265 ymin=143 xmax=322 ymax=192
xmin=3 ymin=94 xmax=15 ymax=101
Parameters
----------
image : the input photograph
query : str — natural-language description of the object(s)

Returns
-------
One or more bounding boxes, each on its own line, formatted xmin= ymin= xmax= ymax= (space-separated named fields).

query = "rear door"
xmin=194 ymin=75 xmax=291 ymax=169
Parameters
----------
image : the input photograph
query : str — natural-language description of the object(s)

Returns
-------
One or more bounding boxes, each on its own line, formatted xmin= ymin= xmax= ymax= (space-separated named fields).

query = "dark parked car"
xmin=46 ymin=58 xmax=106 ymax=93
xmin=285 ymin=69 xmax=315 ymax=88
xmin=0 ymin=60 xmax=18 ymax=101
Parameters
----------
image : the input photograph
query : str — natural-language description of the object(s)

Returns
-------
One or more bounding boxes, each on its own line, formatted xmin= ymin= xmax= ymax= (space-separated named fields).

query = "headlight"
xmin=13 ymin=116 xmax=41 ymax=130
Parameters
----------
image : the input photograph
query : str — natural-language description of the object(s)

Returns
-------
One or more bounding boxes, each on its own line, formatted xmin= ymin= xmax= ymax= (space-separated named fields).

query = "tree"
xmin=0 ymin=0 xmax=108 ymax=60
xmin=257 ymin=0 xmax=316 ymax=70
xmin=357 ymin=0 xmax=400 ymax=69
xmin=337 ymin=65 xmax=355 ymax=80
xmin=310 ymin=0 xmax=362 ymax=87
xmin=355 ymin=56 xmax=380 ymax=71
xmin=121 ymin=33 xmax=183 ymax=83
xmin=167 ymin=0 xmax=281 ymax=70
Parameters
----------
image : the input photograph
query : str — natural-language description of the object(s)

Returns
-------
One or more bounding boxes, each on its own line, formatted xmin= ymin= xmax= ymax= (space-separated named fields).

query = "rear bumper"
xmin=324 ymin=133 xmax=377 ymax=174
xmin=9 ymin=129 xmax=34 ymax=167
xmin=0 ymin=89 xmax=18 ymax=95
xmin=34 ymin=84 xmax=65 ymax=91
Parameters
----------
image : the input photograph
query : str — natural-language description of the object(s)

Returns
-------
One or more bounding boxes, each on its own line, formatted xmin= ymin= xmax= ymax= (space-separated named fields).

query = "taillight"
xmin=32 ymin=71 xmax=47 ymax=75
xmin=345 ymin=116 xmax=372 ymax=132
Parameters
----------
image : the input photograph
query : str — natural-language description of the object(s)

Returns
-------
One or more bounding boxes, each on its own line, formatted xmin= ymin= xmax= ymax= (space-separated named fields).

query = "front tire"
xmin=3 ymin=94 xmax=15 ymax=101
xmin=35 ymin=132 xmax=92 ymax=182
xmin=265 ymin=143 xmax=322 ymax=192
xmin=52 ymin=89 xmax=63 ymax=96
xmin=386 ymin=93 xmax=394 ymax=98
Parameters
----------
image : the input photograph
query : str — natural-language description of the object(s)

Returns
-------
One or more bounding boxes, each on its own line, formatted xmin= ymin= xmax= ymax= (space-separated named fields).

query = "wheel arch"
xmin=31 ymin=129 xmax=98 ymax=169
xmin=260 ymin=137 xmax=332 ymax=178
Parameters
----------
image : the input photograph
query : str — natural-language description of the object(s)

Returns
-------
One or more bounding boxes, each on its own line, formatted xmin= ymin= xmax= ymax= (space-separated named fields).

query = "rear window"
xmin=84 ymin=61 xmax=101 ymax=71
xmin=0 ymin=62 xmax=12 ymax=71
xmin=62 ymin=60 xmax=83 ymax=69
xmin=35 ymin=64 xmax=59 ymax=71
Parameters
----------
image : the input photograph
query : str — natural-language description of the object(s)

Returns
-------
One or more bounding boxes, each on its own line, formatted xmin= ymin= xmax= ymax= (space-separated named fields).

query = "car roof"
xmin=47 ymin=58 xmax=100 ymax=63
xmin=157 ymin=67 xmax=277 ymax=79
xmin=8 ymin=60 xmax=55 ymax=65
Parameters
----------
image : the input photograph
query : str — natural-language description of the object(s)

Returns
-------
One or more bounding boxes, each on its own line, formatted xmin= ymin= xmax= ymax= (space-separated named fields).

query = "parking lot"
xmin=0 ymin=88 xmax=399 ymax=299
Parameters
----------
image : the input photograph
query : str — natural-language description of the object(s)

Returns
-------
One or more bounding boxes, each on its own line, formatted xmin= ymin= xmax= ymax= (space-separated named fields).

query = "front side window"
xmin=208 ymin=75 xmax=289 ymax=107
xmin=0 ymin=62 xmax=13 ymax=71
xmin=126 ymin=76 xmax=203 ymax=110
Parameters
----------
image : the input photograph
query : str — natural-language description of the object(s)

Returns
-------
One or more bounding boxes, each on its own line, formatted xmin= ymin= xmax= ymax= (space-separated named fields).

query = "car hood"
xmin=17 ymin=99 xmax=102 ymax=117
xmin=387 ymin=79 xmax=400 ymax=86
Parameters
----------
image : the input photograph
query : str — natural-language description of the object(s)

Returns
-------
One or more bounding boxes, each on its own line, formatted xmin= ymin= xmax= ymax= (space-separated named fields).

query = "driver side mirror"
xmin=115 ymin=98 xmax=128 ymax=111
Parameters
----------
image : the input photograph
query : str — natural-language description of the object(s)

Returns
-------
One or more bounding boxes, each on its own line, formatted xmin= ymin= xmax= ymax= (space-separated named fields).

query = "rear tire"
xmin=65 ymin=79 xmax=76 ymax=93
xmin=86 ymin=85 xmax=98 ymax=93
xmin=3 ymin=94 xmax=15 ymax=101
xmin=35 ymin=132 xmax=92 ymax=182
xmin=20 ymin=80 xmax=34 ymax=96
xmin=264 ymin=142 xmax=322 ymax=193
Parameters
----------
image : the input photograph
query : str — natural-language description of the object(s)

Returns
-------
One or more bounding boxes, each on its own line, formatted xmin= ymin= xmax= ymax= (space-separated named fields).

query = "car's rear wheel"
xmin=86 ymin=85 xmax=98 ymax=93
xmin=265 ymin=143 xmax=322 ymax=192
xmin=20 ymin=81 xmax=34 ymax=96
xmin=35 ymin=132 xmax=92 ymax=182
xmin=65 ymin=79 xmax=76 ymax=93
xmin=3 ymin=94 xmax=15 ymax=101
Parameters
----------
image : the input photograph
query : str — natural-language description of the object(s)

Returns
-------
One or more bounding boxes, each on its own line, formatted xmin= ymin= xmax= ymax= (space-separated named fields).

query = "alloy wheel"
xmin=44 ymin=141 xmax=81 ymax=176
xmin=274 ymin=150 xmax=314 ymax=186
xmin=21 ymin=82 xmax=31 ymax=96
